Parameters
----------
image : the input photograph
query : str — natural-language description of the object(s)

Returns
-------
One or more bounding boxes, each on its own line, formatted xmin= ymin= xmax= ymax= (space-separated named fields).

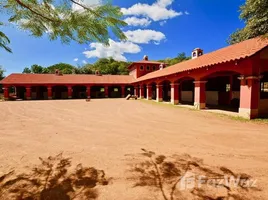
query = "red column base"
xmin=239 ymin=108 xmax=258 ymax=119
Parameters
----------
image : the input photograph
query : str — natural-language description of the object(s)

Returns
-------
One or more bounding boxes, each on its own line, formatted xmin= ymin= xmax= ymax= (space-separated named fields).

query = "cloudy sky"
xmin=1 ymin=0 xmax=244 ymax=75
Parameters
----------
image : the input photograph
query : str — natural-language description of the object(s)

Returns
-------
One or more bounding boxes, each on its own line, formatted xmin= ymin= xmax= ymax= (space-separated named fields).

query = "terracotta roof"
xmin=128 ymin=60 xmax=163 ymax=69
xmin=0 ymin=74 xmax=135 ymax=85
xmin=135 ymin=37 xmax=268 ymax=82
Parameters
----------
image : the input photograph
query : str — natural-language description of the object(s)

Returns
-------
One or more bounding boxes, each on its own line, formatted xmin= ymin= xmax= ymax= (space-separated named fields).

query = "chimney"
xmin=159 ymin=63 xmax=165 ymax=70
xmin=95 ymin=70 xmax=102 ymax=76
xmin=55 ymin=69 xmax=62 ymax=76
xmin=192 ymin=48 xmax=203 ymax=59
xmin=143 ymin=55 xmax=149 ymax=61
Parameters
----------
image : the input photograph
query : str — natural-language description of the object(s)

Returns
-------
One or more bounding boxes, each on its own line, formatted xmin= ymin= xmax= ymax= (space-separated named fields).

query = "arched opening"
xmin=108 ymin=86 xmax=122 ymax=98
xmin=162 ymin=80 xmax=171 ymax=102
xmin=91 ymin=86 xmax=105 ymax=99
xmin=16 ymin=86 xmax=26 ymax=100
xmin=205 ymin=71 xmax=241 ymax=112
xmin=151 ymin=82 xmax=157 ymax=100
xmin=259 ymin=72 xmax=268 ymax=117
xmin=73 ymin=85 xmax=87 ymax=99
xmin=31 ymin=86 xmax=48 ymax=100
xmin=180 ymin=78 xmax=194 ymax=105
xmin=125 ymin=85 xmax=134 ymax=97
xmin=52 ymin=85 xmax=68 ymax=99
xmin=143 ymin=84 xmax=147 ymax=99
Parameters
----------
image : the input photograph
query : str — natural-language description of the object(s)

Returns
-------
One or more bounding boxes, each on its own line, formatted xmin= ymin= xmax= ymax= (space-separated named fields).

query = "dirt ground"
xmin=0 ymin=99 xmax=268 ymax=200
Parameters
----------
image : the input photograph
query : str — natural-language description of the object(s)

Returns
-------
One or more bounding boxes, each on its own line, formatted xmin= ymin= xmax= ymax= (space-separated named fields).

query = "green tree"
xmin=31 ymin=64 xmax=43 ymax=74
xmin=0 ymin=23 xmax=12 ymax=53
xmin=22 ymin=67 xmax=32 ymax=73
xmin=0 ymin=0 xmax=127 ymax=53
xmin=0 ymin=66 xmax=5 ymax=80
xmin=42 ymin=67 xmax=50 ymax=74
xmin=228 ymin=0 xmax=268 ymax=44
xmin=47 ymin=63 xmax=75 ymax=74
xmin=158 ymin=52 xmax=190 ymax=67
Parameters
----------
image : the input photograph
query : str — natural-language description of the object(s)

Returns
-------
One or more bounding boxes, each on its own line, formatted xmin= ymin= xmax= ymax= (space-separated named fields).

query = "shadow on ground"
xmin=0 ymin=153 xmax=109 ymax=200
xmin=126 ymin=149 xmax=261 ymax=200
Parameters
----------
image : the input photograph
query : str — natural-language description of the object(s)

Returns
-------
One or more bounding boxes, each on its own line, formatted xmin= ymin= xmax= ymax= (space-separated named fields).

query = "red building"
xmin=1 ymin=37 xmax=268 ymax=119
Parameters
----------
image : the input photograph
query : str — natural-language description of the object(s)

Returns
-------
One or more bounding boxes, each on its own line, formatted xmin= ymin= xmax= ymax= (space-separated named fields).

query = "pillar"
xmin=134 ymin=86 xmax=139 ymax=97
xmin=194 ymin=81 xmax=207 ymax=109
xmin=121 ymin=86 xmax=125 ymax=98
xmin=26 ymin=87 xmax=31 ymax=100
xmin=68 ymin=86 xmax=72 ymax=99
xmin=229 ymin=75 xmax=233 ymax=104
xmin=47 ymin=86 xmax=52 ymax=100
xmin=3 ymin=86 xmax=9 ymax=100
xmin=86 ymin=86 xmax=91 ymax=98
xmin=239 ymin=76 xmax=260 ymax=119
xmin=156 ymin=84 xmax=163 ymax=102
xmin=140 ymin=85 xmax=144 ymax=99
xmin=147 ymin=85 xmax=152 ymax=100
xmin=104 ymin=86 xmax=109 ymax=98
xmin=171 ymin=83 xmax=179 ymax=105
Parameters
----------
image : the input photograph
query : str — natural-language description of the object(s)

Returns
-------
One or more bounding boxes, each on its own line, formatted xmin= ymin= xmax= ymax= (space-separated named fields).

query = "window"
xmin=100 ymin=88 xmax=104 ymax=92
xmin=146 ymin=66 xmax=150 ymax=71
xmin=114 ymin=88 xmax=118 ymax=92
xmin=226 ymin=84 xmax=231 ymax=92
xmin=261 ymin=82 xmax=268 ymax=92
xmin=140 ymin=65 xmax=144 ymax=71
xmin=152 ymin=66 xmax=156 ymax=71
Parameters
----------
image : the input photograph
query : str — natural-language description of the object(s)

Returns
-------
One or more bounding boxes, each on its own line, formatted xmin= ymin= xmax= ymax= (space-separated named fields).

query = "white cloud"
xmin=72 ymin=0 xmax=102 ymax=12
xmin=185 ymin=11 xmax=190 ymax=15
xmin=159 ymin=20 xmax=167 ymax=26
xmin=82 ymin=60 xmax=87 ymax=64
xmin=124 ymin=29 xmax=166 ymax=44
xmin=121 ymin=0 xmax=182 ymax=21
xmin=74 ymin=58 xmax=79 ymax=62
xmin=83 ymin=39 xmax=141 ymax=61
xmin=124 ymin=17 xmax=152 ymax=27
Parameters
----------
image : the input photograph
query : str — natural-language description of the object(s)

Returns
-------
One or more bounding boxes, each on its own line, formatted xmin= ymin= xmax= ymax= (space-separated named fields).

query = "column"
xmin=104 ymin=86 xmax=109 ymax=98
xmin=140 ymin=85 xmax=144 ymax=99
xmin=228 ymin=75 xmax=233 ymax=104
xmin=3 ymin=86 xmax=9 ymax=100
xmin=156 ymin=84 xmax=163 ymax=102
xmin=47 ymin=86 xmax=52 ymax=100
xmin=239 ymin=76 xmax=260 ymax=119
xmin=121 ymin=85 xmax=125 ymax=98
xmin=171 ymin=83 xmax=179 ymax=105
xmin=134 ymin=86 xmax=139 ymax=97
xmin=26 ymin=86 xmax=31 ymax=100
xmin=86 ymin=86 xmax=91 ymax=98
xmin=194 ymin=80 xmax=207 ymax=109
xmin=147 ymin=85 xmax=152 ymax=100
xmin=68 ymin=86 xmax=72 ymax=99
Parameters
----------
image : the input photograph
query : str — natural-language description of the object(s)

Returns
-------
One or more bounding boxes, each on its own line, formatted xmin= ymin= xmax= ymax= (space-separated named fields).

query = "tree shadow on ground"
xmin=126 ymin=149 xmax=261 ymax=200
xmin=0 ymin=153 xmax=109 ymax=200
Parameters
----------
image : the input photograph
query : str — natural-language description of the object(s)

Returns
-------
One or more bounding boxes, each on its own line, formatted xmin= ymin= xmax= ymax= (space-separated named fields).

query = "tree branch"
xmin=15 ymin=0 xmax=60 ymax=23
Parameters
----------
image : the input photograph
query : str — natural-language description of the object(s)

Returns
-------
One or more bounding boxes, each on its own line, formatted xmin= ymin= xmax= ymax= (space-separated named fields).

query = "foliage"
xmin=0 ymin=153 xmax=109 ymax=199
xmin=0 ymin=22 xmax=12 ymax=53
xmin=20 ymin=53 xmax=189 ymax=75
xmin=22 ymin=67 xmax=31 ymax=73
xmin=0 ymin=66 xmax=5 ymax=80
xmin=47 ymin=63 xmax=76 ymax=74
xmin=158 ymin=52 xmax=191 ymax=67
xmin=0 ymin=0 xmax=127 ymax=52
xmin=228 ymin=0 xmax=268 ymax=44
xmin=127 ymin=149 xmax=257 ymax=200
xmin=31 ymin=64 xmax=43 ymax=74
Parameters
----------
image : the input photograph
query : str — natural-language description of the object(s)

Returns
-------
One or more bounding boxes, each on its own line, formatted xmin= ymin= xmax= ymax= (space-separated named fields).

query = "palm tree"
xmin=0 ymin=22 xmax=12 ymax=53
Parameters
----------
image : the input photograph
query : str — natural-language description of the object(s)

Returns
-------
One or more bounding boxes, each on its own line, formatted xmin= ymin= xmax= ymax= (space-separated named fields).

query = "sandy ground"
xmin=0 ymin=99 xmax=268 ymax=199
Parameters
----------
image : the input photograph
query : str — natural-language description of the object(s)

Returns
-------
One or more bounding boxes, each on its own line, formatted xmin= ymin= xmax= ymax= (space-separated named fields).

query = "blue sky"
xmin=1 ymin=0 xmax=245 ymax=75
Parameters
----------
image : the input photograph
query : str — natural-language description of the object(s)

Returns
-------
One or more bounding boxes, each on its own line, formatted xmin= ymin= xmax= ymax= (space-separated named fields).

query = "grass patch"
xmin=139 ymin=99 xmax=268 ymax=124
